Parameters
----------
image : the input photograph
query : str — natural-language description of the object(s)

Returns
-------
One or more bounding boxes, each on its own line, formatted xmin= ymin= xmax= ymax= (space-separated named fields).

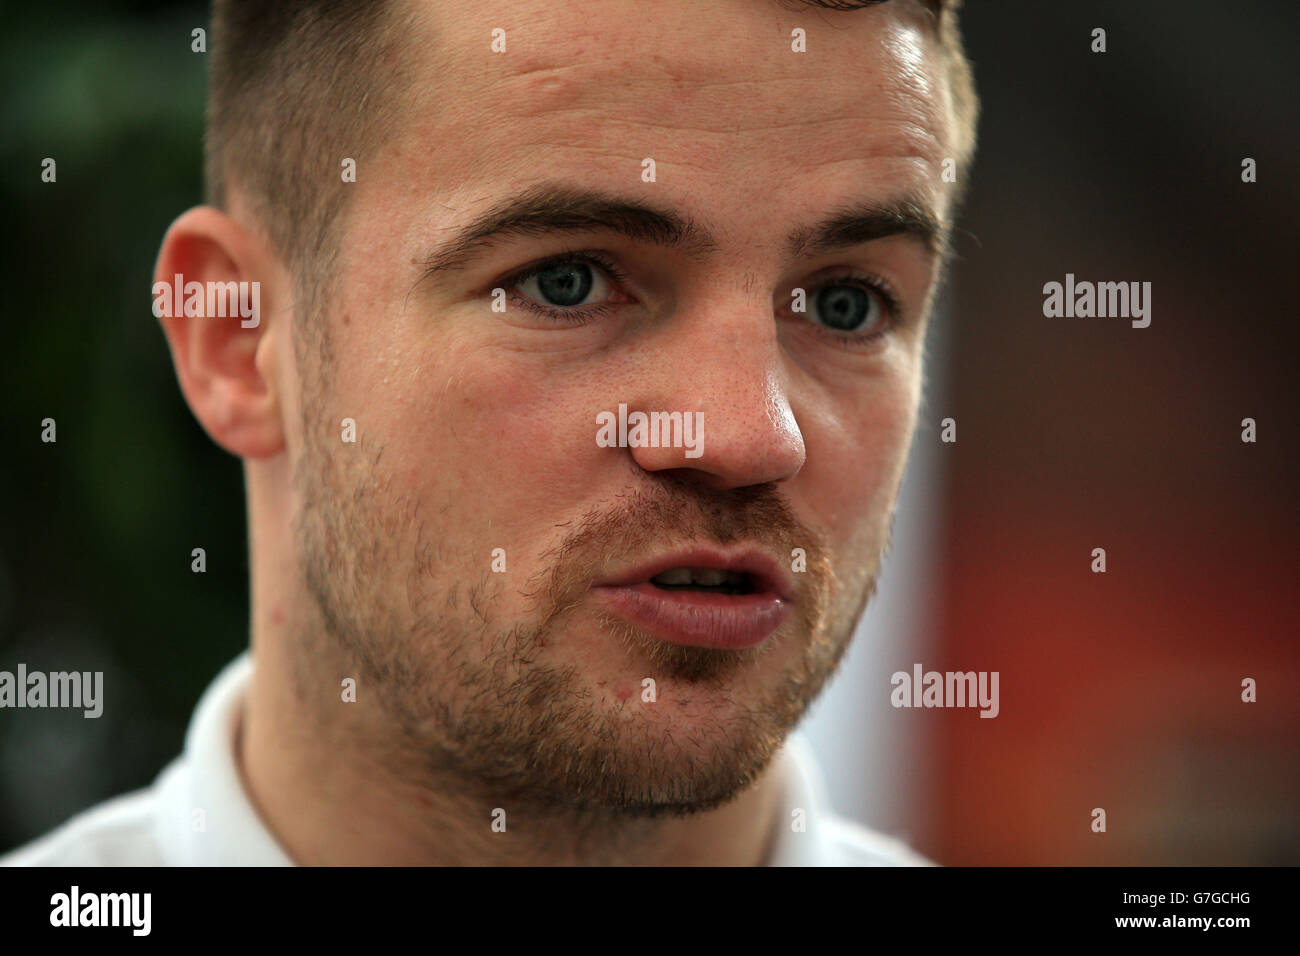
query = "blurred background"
xmin=2 ymin=0 xmax=1297 ymax=863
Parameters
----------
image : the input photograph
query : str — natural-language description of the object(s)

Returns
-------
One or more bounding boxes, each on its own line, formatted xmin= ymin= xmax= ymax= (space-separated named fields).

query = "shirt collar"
xmin=156 ymin=650 xmax=293 ymax=865
xmin=764 ymin=730 xmax=837 ymax=866
xmin=160 ymin=651 xmax=836 ymax=866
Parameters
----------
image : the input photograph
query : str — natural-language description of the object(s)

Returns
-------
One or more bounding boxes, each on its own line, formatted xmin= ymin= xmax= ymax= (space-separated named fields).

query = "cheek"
xmin=804 ymin=371 xmax=919 ymax=542
xmin=377 ymin=339 xmax=611 ymax=549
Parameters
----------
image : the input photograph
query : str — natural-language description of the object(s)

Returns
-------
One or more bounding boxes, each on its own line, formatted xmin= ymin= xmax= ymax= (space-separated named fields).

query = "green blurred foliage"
xmin=0 ymin=2 xmax=248 ymax=848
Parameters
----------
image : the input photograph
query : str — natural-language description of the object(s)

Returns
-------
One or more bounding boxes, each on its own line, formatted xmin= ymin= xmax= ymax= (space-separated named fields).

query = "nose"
xmin=623 ymin=309 xmax=806 ymax=491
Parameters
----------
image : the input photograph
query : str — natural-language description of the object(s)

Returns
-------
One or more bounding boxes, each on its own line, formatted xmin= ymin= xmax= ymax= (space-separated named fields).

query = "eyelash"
xmin=812 ymin=274 xmax=903 ymax=347
xmin=501 ymin=251 xmax=628 ymax=324
xmin=500 ymin=252 xmax=904 ymax=344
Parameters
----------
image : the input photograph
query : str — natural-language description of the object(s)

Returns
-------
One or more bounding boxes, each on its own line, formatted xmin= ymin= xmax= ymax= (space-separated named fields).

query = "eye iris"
xmin=535 ymin=262 xmax=593 ymax=307
xmin=816 ymin=284 xmax=871 ymax=331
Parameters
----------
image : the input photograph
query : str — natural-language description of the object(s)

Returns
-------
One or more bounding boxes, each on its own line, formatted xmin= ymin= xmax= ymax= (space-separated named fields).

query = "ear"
xmin=153 ymin=206 xmax=288 ymax=459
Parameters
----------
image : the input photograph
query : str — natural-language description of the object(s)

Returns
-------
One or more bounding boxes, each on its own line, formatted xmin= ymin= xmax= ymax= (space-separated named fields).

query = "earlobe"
xmin=154 ymin=206 xmax=288 ymax=460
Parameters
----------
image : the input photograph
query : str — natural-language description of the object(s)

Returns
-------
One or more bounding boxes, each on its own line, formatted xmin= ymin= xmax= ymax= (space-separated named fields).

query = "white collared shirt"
xmin=1 ymin=652 xmax=931 ymax=867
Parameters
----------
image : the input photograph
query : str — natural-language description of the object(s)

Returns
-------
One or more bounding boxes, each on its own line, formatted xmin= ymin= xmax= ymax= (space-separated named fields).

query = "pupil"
xmin=536 ymin=263 xmax=593 ymax=307
xmin=816 ymin=285 xmax=870 ymax=330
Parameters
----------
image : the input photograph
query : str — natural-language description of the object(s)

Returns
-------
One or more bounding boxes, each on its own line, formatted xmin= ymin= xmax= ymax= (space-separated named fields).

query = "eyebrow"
xmin=786 ymin=194 xmax=949 ymax=262
xmin=418 ymin=182 xmax=947 ymax=283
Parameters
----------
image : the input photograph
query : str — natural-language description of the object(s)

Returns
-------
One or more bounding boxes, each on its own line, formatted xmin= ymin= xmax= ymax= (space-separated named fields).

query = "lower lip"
xmin=591 ymin=582 xmax=790 ymax=650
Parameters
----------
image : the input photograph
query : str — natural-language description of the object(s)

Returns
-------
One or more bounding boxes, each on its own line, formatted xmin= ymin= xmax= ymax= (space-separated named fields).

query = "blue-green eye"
xmin=813 ymin=283 xmax=884 ymax=334
xmin=525 ymin=262 xmax=594 ymax=307
xmin=517 ymin=259 xmax=612 ymax=311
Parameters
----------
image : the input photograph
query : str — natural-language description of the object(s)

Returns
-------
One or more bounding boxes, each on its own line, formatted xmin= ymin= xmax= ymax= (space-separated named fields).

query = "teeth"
xmin=653 ymin=567 xmax=694 ymax=586
xmin=691 ymin=568 xmax=728 ymax=587
xmin=649 ymin=567 xmax=746 ymax=587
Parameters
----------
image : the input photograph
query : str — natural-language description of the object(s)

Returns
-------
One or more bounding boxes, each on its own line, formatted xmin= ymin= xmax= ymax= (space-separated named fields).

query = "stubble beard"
xmin=289 ymin=340 xmax=891 ymax=826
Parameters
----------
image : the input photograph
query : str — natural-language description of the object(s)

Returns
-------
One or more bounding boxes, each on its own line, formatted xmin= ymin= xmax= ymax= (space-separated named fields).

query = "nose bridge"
xmin=626 ymin=302 xmax=806 ymax=487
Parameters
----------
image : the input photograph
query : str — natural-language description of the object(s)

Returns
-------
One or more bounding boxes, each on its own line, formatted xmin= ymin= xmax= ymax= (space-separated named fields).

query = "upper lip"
xmin=593 ymin=543 xmax=795 ymax=602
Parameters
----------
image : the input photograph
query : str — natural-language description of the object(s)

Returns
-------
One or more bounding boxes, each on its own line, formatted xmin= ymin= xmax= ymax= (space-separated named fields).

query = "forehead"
xmin=380 ymin=0 xmax=952 ymax=242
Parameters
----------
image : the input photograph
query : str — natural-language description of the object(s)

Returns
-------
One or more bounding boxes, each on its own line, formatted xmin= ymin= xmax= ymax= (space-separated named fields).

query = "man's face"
xmin=286 ymin=0 xmax=952 ymax=815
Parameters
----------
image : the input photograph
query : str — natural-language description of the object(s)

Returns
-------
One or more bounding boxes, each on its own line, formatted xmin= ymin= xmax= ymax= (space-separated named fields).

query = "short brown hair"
xmin=205 ymin=1 xmax=411 ymax=295
xmin=205 ymin=0 xmax=977 ymax=301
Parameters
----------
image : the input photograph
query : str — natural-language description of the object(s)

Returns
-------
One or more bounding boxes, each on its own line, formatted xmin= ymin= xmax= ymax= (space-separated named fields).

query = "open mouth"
xmin=592 ymin=547 xmax=793 ymax=650
xmin=648 ymin=567 xmax=756 ymax=596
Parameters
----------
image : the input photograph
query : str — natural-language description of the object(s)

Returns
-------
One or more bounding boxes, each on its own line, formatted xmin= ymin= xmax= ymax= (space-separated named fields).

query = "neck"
xmin=238 ymin=630 xmax=786 ymax=865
